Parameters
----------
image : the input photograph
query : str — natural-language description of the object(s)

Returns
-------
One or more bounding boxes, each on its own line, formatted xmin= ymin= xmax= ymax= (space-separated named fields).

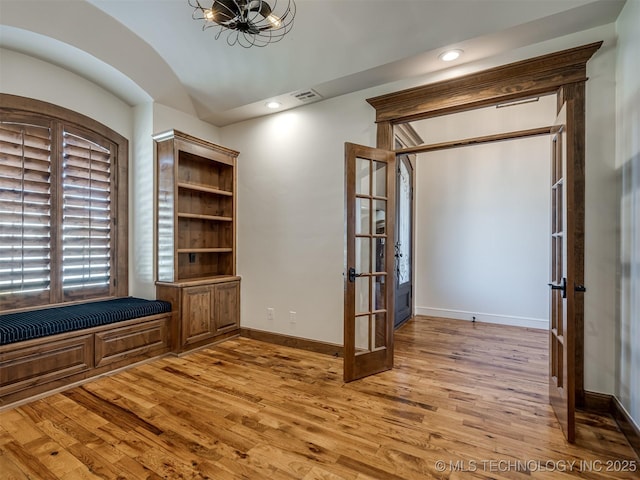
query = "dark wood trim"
xmin=376 ymin=122 xmax=394 ymax=150
xmin=152 ymin=129 xmax=239 ymax=158
xmin=612 ymin=396 xmax=640 ymax=459
xmin=0 ymin=94 xmax=128 ymax=145
xmin=240 ymin=328 xmax=343 ymax=358
xmin=396 ymin=126 xmax=553 ymax=155
xmin=394 ymin=123 xmax=423 ymax=148
xmin=367 ymin=42 xmax=602 ymax=124
xmin=582 ymin=390 xmax=613 ymax=414
xmin=583 ymin=391 xmax=640 ymax=459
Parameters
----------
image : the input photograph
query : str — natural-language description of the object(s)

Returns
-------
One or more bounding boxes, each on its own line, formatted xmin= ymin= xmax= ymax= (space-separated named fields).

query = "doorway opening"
xmin=400 ymin=94 xmax=557 ymax=332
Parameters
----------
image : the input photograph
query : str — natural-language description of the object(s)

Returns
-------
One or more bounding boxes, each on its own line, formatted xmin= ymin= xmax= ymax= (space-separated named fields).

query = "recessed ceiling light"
xmin=266 ymin=101 xmax=281 ymax=109
xmin=439 ymin=49 xmax=463 ymax=62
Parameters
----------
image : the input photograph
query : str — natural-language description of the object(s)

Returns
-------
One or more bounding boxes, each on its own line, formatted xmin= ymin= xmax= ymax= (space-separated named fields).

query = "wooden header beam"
xmin=367 ymin=42 xmax=603 ymax=124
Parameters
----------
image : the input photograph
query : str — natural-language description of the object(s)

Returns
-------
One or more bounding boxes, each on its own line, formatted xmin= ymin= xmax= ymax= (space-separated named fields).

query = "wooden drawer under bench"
xmin=0 ymin=313 xmax=171 ymax=408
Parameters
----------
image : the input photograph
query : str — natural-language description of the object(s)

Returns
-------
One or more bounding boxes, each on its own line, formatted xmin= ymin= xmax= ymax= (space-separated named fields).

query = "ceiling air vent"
xmin=291 ymin=89 xmax=322 ymax=103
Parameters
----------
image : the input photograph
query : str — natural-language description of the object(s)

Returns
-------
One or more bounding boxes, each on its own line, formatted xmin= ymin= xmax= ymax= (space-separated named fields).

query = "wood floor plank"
xmin=1 ymin=316 xmax=638 ymax=479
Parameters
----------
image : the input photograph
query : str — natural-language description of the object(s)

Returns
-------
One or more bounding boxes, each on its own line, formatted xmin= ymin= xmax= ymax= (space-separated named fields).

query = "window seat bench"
xmin=0 ymin=297 xmax=173 ymax=408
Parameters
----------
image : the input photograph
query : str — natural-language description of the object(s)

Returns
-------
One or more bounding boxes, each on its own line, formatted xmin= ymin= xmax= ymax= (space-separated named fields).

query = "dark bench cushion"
xmin=0 ymin=297 xmax=172 ymax=346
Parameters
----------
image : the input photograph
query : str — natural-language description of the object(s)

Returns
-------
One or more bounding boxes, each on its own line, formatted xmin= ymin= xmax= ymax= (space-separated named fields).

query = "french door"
xmin=344 ymin=143 xmax=396 ymax=382
xmin=548 ymin=102 xmax=577 ymax=442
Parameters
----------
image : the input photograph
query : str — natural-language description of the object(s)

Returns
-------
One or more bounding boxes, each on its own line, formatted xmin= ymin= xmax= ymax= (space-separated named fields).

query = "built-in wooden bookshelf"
xmin=154 ymin=130 xmax=240 ymax=352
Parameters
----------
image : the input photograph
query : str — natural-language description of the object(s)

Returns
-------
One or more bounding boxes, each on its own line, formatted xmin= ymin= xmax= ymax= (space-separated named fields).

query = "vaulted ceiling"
xmin=0 ymin=0 xmax=626 ymax=126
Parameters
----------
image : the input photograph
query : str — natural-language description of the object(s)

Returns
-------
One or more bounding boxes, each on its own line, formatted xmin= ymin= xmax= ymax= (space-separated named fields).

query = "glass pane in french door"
xmin=354 ymin=154 xmax=388 ymax=355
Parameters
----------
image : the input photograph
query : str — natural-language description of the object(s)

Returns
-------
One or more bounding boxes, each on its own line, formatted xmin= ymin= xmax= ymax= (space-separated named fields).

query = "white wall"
xmin=132 ymin=102 xmax=156 ymax=299
xmin=413 ymin=96 xmax=556 ymax=328
xmin=615 ymin=0 xmax=640 ymax=429
xmin=0 ymin=48 xmax=133 ymax=139
xmin=221 ymin=97 xmax=376 ymax=344
xmin=583 ymin=37 xmax=618 ymax=395
xmin=152 ymin=104 xmax=221 ymax=145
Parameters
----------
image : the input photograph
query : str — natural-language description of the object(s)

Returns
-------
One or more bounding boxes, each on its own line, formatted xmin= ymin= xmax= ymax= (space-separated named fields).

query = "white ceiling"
xmin=0 ymin=0 xmax=626 ymax=126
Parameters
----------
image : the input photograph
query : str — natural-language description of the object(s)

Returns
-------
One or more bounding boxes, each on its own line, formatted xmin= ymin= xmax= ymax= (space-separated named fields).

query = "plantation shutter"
xmin=61 ymin=129 xmax=113 ymax=300
xmin=0 ymin=122 xmax=52 ymax=307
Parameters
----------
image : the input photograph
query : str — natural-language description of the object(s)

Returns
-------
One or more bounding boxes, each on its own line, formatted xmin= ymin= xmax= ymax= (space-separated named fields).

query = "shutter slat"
xmin=62 ymin=255 xmax=110 ymax=268
xmin=0 ymin=231 xmax=51 ymax=243
xmin=0 ymin=163 xmax=50 ymax=182
xmin=0 ymin=281 xmax=50 ymax=295
xmin=0 ymin=154 xmax=50 ymax=172
xmin=0 ymin=247 xmax=51 ymax=257
xmin=62 ymin=205 xmax=109 ymax=217
xmin=0 ymin=257 xmax=50 ymax=270
xmin=0 ymin=283 xmax=50 ymax=294
xmin=0 ymin=235 xmax=50 ymax=247
xmin=64 ymin=155 xmax=111 ymax=173
xmin=0 ymin=268 xmax=51 ymax=283
xmin=0 ymin=211 xmax=51 ymax=225
xmin=63 ymin=134 xmax=110 ymax=153
xmin=0 ymin=144 xmax=51 ymax=163
xmin=0 ymin=176 xmax=51 ymax=193
xmin=64 ymin=143 xmax=110 ymax=160
xmin=0 ymin=199 xmax=50 ymax=215
xmin=62 ymin=275 xmax=110 ymax=288
xmin=63 ymin=246 xmax=110 ymax=255
xmin=62 ymin=176 xmax=111 ymax=191
xmin=62 ymin=217 xmax=111 ymax=228
xmin=63 ymin=183 xmax=110 ymax=197
xmin=0 ymin=123 xmax=51 ymax=143
xmin=63 ymin=199 xmax=111 ymax=210
xmin=61 ymin=237 xmax=110 ymax=248
xmin=62 ymin=229 xmax=110 ymax=239
xmin=63 ymin=164 xmax=111 ymax=183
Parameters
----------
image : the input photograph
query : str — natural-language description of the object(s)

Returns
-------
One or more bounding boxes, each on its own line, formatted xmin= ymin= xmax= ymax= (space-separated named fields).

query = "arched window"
xmin=0 ymin=95 xmax=128 ymax=311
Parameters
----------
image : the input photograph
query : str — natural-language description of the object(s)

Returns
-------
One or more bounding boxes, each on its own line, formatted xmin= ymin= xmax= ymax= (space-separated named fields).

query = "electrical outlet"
xmin=289 ymin=311 xmax=296 ymax=324
xmin=267 ymin=308 xmax=275 ymax=321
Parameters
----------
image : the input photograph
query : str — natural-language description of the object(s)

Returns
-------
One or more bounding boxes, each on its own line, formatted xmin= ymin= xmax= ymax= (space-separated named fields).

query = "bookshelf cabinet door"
xmin=182 ymin=285 xmax=215 ymax=346
xmin=214 ymin=281 xmax=240 ymax=335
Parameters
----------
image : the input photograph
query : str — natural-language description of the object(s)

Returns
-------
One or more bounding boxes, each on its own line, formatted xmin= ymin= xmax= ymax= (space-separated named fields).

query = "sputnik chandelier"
xmin=188 ymin=0 xmax=296 ymax=47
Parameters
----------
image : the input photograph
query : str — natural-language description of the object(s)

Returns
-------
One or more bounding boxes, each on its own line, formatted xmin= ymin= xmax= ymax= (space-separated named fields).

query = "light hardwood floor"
xmin=1 ymin=316 xmax=637 ymax=479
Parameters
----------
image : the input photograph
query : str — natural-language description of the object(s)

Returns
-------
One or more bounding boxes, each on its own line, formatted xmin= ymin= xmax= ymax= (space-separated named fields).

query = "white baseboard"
xmin=415 ymin=307 xmax=548 ymax=330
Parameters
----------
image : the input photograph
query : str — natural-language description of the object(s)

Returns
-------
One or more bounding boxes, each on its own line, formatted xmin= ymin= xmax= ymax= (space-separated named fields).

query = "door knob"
xmin=348 ymin=267 xmax=363 ymax=283
xmin=548 ymin=277 xmax=567 ymax=299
